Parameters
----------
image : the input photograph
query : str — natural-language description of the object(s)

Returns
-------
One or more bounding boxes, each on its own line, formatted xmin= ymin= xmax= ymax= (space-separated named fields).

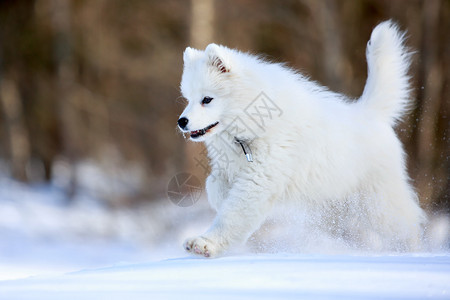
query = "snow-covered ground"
xmin=1 ymin=170 xmax=450 ymax=299
xmin=1 ymin=254 xmax=450 ymax=299
xmin=0 ymin=173 xmax=213 ymax=280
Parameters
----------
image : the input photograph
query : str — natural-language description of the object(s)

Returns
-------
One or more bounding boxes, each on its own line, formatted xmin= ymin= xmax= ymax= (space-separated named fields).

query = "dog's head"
xmin=178 ymin=44 xmax=241 ymax=142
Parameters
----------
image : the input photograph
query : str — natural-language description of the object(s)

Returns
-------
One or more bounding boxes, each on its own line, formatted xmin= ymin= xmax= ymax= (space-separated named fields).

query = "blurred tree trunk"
xmin=50 ymin=0 xmax=78 ymax=199
xmin=190 ymin=0 xmax=215 ymax=49
xmin=316 ymin=0 xmax=350 ymax=93
xmin=185 ymin=0 xmax=215 ymax=179
xmin=414 ymin=0 xmax=444 ymax=209
xmin=0 ymin=76 xmax=31 ymax=182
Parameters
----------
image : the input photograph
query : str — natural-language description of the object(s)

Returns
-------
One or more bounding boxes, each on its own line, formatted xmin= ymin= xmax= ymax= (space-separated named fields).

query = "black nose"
xmin=178 ymin=117 xmax=189 ymax=129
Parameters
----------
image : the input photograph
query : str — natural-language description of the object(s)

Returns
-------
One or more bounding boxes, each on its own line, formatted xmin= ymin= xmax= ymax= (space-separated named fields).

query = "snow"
xmin=1 ymin=254 xmax=450 ymax=299
xmin=1 ymin=167 xmax=450 ymax=299
xmin=0 ymin=171 xmax=213 ymax=281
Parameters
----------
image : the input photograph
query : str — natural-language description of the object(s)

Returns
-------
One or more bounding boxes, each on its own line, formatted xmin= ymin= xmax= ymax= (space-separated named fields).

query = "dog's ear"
xmin=183 ymin=47 xmax=202 ymax=65
xmin=205 ymin=43 xmax=230 ymax=73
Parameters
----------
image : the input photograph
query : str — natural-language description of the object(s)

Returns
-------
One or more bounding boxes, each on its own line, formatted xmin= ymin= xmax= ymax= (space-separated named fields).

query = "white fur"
xmin=179 ymin=21 xmax=426 ymax=257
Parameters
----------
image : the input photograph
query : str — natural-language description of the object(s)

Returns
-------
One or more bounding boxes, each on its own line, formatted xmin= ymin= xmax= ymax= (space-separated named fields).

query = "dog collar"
xmin=234 ymin=138 xmax=253 ymax=162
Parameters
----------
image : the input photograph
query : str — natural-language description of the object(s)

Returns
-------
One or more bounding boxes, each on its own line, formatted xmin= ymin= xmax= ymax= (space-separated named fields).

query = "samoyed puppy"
xmin=177 ymin=21 xmax=425 ymax=257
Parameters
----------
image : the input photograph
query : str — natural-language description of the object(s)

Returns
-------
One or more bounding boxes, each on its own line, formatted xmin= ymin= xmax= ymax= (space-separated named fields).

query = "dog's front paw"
xmin=184 ymin=236 xmax=220 ymax=258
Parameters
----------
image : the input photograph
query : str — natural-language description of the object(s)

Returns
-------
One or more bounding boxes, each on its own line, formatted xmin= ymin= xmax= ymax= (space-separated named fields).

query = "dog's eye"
xmin=201 ymin=96 xmax=213 ymax=105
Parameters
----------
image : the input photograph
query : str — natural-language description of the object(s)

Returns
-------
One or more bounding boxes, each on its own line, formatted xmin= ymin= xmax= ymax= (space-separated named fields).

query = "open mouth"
xmin=190 ymin=122 xmax=219 ymax=138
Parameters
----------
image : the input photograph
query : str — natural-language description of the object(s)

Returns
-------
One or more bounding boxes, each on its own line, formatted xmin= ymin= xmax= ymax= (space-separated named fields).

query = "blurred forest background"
xmin=0 ymin=0 xmax=448 ymax=212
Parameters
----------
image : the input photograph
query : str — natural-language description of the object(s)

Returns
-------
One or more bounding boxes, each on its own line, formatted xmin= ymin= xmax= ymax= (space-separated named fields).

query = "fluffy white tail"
xmin=359 ymin=21 xmax=413 ymax=126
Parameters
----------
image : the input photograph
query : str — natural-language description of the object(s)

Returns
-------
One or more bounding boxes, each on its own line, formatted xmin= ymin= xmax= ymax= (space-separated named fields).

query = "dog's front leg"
xmin=184 ymin=176 xmax=275 ymax=257
xmin=205 ymin=174 xmax=229 ymax=212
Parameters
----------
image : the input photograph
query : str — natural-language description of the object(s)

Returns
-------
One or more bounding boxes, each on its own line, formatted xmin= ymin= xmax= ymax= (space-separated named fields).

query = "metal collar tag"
xmin=234 ymin=138 xmax=253 ymax=162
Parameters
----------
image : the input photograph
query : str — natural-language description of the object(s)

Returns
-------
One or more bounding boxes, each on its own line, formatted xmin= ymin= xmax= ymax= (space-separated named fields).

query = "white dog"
xmin=178 ymin=21 xmax=425 ymax=257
